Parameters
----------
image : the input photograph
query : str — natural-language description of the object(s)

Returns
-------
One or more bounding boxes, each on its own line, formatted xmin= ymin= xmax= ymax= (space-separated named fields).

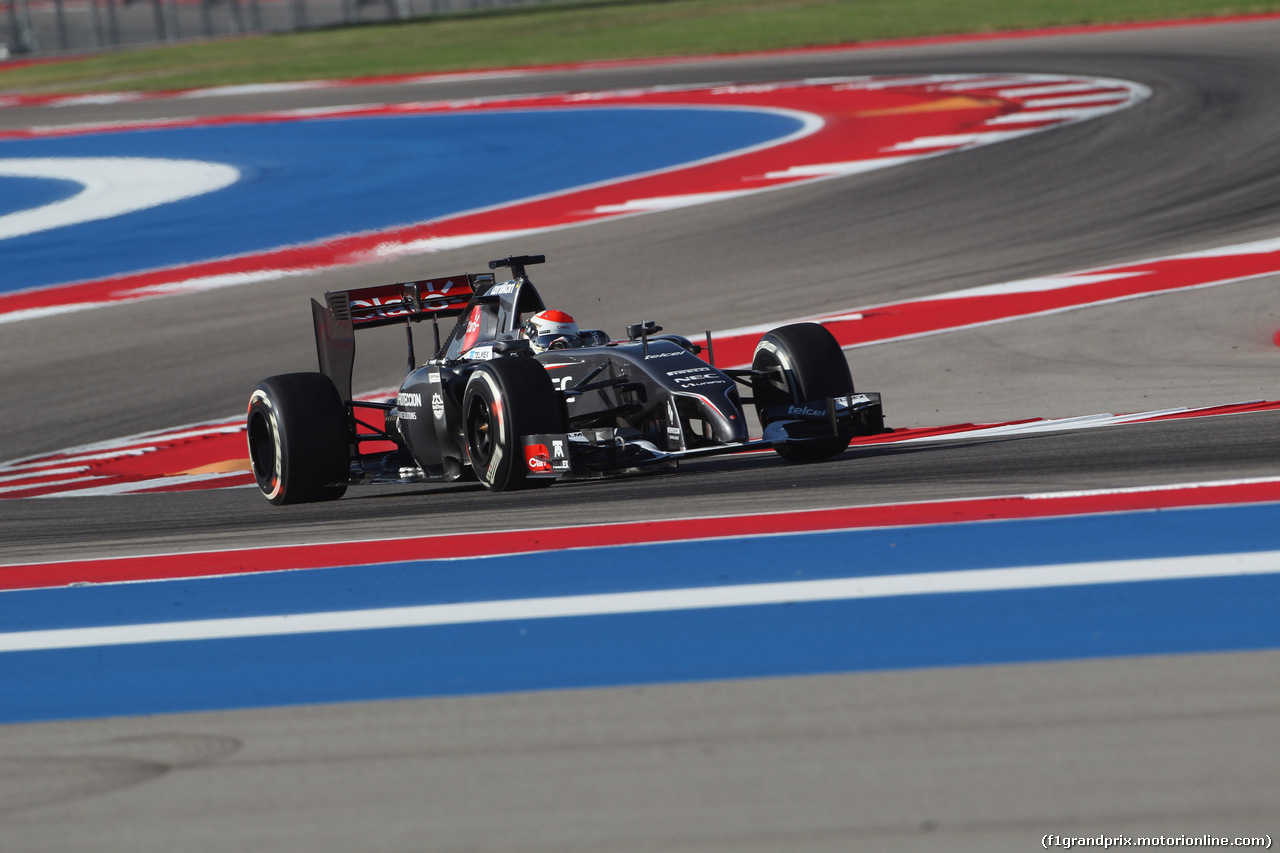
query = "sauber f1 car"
xmin=247 ymin=255 xmax=886 ymax=504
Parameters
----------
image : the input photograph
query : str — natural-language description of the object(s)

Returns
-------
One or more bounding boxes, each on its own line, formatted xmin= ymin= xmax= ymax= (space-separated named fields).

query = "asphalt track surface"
xmin=3 ymin=19 xmax=1280 ymax=851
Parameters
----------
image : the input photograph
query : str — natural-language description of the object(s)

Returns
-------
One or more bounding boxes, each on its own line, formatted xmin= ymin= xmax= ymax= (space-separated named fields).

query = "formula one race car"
xmin=247 ymin=255 xmax=885 ymax=504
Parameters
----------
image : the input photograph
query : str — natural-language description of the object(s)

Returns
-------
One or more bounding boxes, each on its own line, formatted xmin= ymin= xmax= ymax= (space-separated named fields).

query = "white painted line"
xmin=936 ymin=76 xmax=1053 ymax=92
xmin=593 ymin=191 xmax=755 ymax=213
xmin=32 ymin=471 xmax=250 ymax=498
xmin=49 ymin=93 xmax=146 ymax=107
xmin=178 ymin=81 xmax=333 ymax=99
xmin=120 ymin=268 xmax=299 ymax=297
xmin=4 ymin=550 xmax=1277 ymax=653
xmin=910 ymin=270 xmax=1149 ymax=301
xmin=995 ymin=82 xmax=1111 ymax=97
xmin=1167 ymin=236 xmax=1280 ymax=259
xmin=896 ymin=405 xmax=1260 ymax=442
xmin=0 ymin=449 xmax=154 ymax=475
xmin=0 ymin=301 xmax=120 ymax=325
xmin=0 ymin=157 xmax=239 ymax=240
xmin=885 ymin=130 xmax=1039 ymax=150
xmin=1021 ymin=92 xmax=1133 ymax=108
xmin=0 ymin=466 xmax=89 ymax=484
xmin=761 ymin=156 xmax=919 ymax=179
xmin=1022 ymin=474 xmax=1280 ymax=500
xmin=0 ymin=476 xmax=101 ymax=495
xmin=985 ymin=106 xmax=1125 ymax=124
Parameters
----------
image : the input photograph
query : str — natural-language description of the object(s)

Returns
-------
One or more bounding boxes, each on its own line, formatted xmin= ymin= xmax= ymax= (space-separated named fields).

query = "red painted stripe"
xmin=711 ymin=243 xmax=1280 ymax=366
xmin=0 ymin=74 xmax=1139 ymax=320
xmin=3 ymin=478 xmax=1279 ymax=591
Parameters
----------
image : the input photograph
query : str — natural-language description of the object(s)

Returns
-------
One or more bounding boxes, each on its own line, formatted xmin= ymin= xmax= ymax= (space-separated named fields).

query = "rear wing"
xmin=312 ymin=272 xmax=494 ymax=401
xmin=327 ymin=273 xmax=488 ymax=329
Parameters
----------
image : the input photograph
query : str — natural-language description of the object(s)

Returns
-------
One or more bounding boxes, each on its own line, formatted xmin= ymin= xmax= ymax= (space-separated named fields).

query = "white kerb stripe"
xmin=2 ymin=550 xmax=1278 ymax=653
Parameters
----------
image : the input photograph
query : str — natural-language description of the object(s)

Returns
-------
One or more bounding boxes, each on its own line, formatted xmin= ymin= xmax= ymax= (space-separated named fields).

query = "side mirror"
xmin=493 ymin=338 xmax=532 ymax=355
xmin=626 ymin=320 xmax=663 ymax=341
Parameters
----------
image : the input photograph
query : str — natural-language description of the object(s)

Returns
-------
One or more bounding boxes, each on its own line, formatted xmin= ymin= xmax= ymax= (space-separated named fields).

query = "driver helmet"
xmin=522 ymin=309 xmax=579 ymax=352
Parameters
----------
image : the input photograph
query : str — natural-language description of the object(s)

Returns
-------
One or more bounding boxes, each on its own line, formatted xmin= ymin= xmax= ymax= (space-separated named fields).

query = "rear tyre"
xmin=247 ymin=373 xmax=350 ymax=505
xmin=751 ymin=322 xmax=854 ymax=463
xmin=464 ymin=357 xmax=567 ymax=492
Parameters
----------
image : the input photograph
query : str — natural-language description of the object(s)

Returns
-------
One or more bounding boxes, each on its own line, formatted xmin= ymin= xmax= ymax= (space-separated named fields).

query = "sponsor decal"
xmin=467 ymin=346 xmax=494 ymax=361
xmin=787 ymin=404 xmax=829 ymax=418
xmin=672 ymin=371 xmax=718 ymax=385
xmin=461 ymin=305 xmax=483 ymax=352
xmin=644 ymin=351 xmax=681 ymax=359
xmin=419 ymin=278 xmax=469 ymax=312
xmin=488 ymin=281 xmax=519 ymax=296
xmin=431 ymin=392 xmax=444 ymax=420
xmin=350 ymin=295 xmax=410 ymax=324
xmin=668 ymin=367 xmax=713 ymax=376
xmin=485 ymin=446 xmax=503 ymax=484
xmin=397 ymin=392 xmax=422 ymax=408
xmin=551 ymin=440 xmax=566 ymax=459
xmin=525 ymin=444 xmax=552 ymax=473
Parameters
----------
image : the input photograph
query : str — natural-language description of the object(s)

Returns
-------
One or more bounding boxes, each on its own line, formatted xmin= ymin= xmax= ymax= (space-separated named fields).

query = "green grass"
xmin=2 ymin=0 xmax=1279 ymax=93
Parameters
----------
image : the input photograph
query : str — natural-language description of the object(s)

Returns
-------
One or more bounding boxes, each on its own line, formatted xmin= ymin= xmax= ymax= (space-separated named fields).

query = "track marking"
xmin=0 ymin=73 xmax=1146 ymax=319
xmin=3 ymin=474 xmax=1280 ymax=591
xmin=0 ymin=157 xmax=239 ymax=239
xmin=3 ymin=549 xmax=1278 ymax=653
xmin=1 ymin=399 xmax=1277 ymax=500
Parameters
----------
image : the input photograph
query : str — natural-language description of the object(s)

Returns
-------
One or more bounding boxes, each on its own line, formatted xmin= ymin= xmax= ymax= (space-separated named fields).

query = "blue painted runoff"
xmin=2 ymin=502 xmax=1279 ymax=723
xmin=0 ymin=174 xmax=82 ymax=218
xmin=0 ymin=107 xmax=803 ymax=293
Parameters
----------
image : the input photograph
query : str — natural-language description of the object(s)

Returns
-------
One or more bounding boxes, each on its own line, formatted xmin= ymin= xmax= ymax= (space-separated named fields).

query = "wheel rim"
xmin=466 ymin=395 xmax=494 ymax=469
xmin=247 ymin=409 xmax=276 ymax=483
xmin=753 ymin=350 xmax=795 ymax=418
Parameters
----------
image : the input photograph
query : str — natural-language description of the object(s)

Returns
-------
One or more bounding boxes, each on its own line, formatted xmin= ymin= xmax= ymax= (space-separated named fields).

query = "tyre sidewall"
xmin=463 ymin=358 xmax=565 ymax=491
xmin=751 ymin=323 xmax=854 ymax=463
xmin=247 ymin=373 xmax=350 ymax=504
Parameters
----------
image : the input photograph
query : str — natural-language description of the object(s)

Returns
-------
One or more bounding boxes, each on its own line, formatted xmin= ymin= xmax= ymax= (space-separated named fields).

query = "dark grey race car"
xmin=246 ymin=254 xmax=886 ymax=505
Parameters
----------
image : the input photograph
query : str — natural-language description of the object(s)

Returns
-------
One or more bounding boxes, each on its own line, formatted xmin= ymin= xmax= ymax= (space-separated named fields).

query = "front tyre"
xmin=751 ymin=322 xmax=855 ymax=463
xmin=463 ymin=357 xmax=566 ymax=491
xmin=247 ymin=373 xmax=350 ymax=505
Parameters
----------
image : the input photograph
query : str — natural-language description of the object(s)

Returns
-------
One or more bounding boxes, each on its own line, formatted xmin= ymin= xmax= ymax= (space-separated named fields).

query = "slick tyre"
xmin=463 ymin=357 xmax=567 ymax=492
xmin=247 ymin=373 xmax=350 ymax=505
xmin=751 ymin=322 xmax=855 ymax=463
